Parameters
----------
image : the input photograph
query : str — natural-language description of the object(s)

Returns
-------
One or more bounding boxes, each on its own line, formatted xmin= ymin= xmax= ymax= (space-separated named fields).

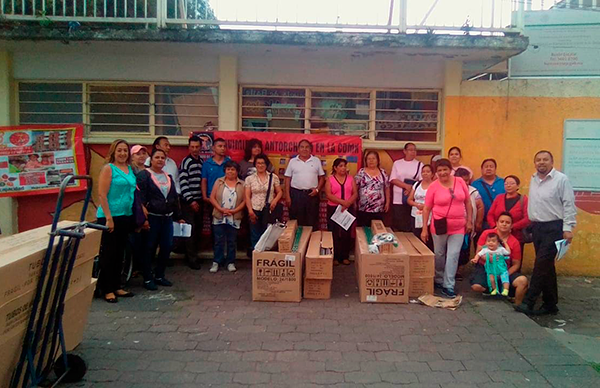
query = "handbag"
xmin=402 ymin=162 xmax=422 ymax=203
xmin=519 ymin=196 xmax=534 ymax=243
xmin=260 ymin=172 xmax=284 ymax=224
xmin=433 ymin=178 xmax=456 ymax=235
xmin=132 ymin=188 xmax=146 ymax=228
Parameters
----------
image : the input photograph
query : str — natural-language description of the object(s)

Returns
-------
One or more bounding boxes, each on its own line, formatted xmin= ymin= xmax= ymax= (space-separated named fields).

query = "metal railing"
xmin=1 ymin=0 xmax=595 ymax=33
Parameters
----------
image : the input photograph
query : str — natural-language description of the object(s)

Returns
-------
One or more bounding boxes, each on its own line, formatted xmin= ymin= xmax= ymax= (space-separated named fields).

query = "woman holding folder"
xmin=325 ymin=158 xmax=358 ymax=265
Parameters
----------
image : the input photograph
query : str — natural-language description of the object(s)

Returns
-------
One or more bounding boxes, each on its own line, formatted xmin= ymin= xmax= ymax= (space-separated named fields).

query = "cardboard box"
xmin=304 ymin=231 xmax=334 ymax=280
xmin=0 ymin=222 xmax=101 ymax=307
xmin=355 ymin=227 xmax=410 ymax=303
xmin=0 ymin=259 xmax=94 ymax=344
xmin=253 ymin=226 xmax=312 ymax=302
xmin=396 ymin=232 xmax=435 ymax=298
xmin=370 ymin=220 xmax=393 ymax=253
xmin=277 ymin=220 xmax=298 ymax=253
xmin=304 ymin=278 xmax=332 ymax=299
xmin=0 ymin=278 xmax=96 ymax=386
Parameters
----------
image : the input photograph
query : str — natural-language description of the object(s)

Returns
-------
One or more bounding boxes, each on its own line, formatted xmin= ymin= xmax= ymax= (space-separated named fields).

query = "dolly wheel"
xmin=54 ymin=354 xmax=87 ymax=383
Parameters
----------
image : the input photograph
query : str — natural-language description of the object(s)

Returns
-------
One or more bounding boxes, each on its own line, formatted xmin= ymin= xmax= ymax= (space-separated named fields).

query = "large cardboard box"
xmin=304 ymin=231 xmax=334 ymax=280
xmin=370 ymin=220 xmax=393 ymax=253
xmin=277 ymin=220 xmax=298 ymax=253
xmin=253 ymin=226 xmax=312 ymax=302
xmin=355 ymin=227 xmax=410 ymax=303
xmin=304 ymin=278 xmax=332 ymax=300
xmin=0 ymin=278 xmax=96 ymax=386
xmin=0 ymin=259 xmax=94 ymax=344
xmin=0 ymin=222 xmax=101 ymax=307
xmin=396 ymin=232 xmax=435 ymax=298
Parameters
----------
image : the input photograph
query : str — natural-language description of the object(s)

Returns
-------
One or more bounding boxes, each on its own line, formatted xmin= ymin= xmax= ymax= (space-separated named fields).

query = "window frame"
xmin=16 ymin=80 xmax=219 ymax=143
xmin=239 ymin=84 xmax=443 ymax=149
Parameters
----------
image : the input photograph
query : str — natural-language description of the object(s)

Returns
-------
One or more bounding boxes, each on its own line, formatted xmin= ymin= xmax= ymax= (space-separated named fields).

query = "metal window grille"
xmin=18 ymin=81 xmax=218 ymax=136
xmin=240 ymin=86 xmax=440 ymax=143
xmin=18 ymin=83 xmax=84 ymax=125
xmin=240 ymin=87 xmax=306 ymax=133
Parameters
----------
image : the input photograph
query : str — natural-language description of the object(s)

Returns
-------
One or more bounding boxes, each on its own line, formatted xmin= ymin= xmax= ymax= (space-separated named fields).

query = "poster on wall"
xmin=0 ymin=125 xmax=87 ymax=197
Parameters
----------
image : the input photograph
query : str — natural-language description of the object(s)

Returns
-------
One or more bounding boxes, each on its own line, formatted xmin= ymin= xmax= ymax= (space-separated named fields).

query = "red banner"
xmin=0 ymin=124 xmax=87 ymax=197
xmin=192 ymin=131 xmax=363 ymax=176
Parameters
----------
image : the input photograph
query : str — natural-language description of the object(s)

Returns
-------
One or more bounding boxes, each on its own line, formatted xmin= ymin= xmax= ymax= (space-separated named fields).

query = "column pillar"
xmin=0 ymin=51 xmax=17 ymax=235
xmin=441 ymin=60 xmax=463 ymax=154
xmin=218 ymin=55 xmax=238 ymax=131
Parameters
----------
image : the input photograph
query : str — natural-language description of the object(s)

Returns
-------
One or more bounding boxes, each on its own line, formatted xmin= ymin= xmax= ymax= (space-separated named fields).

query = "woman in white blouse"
xmin=406 ymin=164 xmax=434 ymax=250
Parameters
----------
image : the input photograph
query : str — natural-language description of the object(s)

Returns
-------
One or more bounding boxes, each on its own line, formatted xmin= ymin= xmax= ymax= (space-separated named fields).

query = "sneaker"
xmin=490 ymin=289 xmax=498 ymax=296
xmin=514 ymin=303 xmax=535 ymax=315
xmin=144 ymin=280 xmax=158 ymax=291
xmin=441 ymin=288 xmax=457 ymax=298
xmin=209 ymin=262 xmax=219 ymax=273
xmin=154 ymin=278 xmax=173 ymax=287
xmin=501 ymin=289 xmax=509 ymax=297
xmin=434 ymin=283 xmax=443 ymax=290
xmin=227 ymin=263 xmax=237 ymax=272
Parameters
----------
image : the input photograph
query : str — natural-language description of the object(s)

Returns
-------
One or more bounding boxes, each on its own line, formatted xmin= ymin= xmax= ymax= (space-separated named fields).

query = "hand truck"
xmin=10 ymin=175 xmax=107 ymax=387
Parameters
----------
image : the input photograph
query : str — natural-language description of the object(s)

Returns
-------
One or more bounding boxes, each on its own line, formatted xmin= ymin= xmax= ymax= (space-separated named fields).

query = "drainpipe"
xmin=399 ymin=0 xmax=408 ymax=33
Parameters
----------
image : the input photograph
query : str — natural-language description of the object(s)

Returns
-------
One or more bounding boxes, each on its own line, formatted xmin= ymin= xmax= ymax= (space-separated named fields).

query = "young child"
xmin=476 ymin=232 xmax=511 ymax=296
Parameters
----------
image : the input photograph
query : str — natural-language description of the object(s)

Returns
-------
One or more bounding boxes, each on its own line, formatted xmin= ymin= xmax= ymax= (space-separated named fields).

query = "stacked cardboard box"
xmin=0 ymin=222 xmax=101 ymax=385
xmin=277 ymin=219 xmax=298 ymax=253
xmin=355 ymin=226 xmax=410 ymax=303
xmin=396 ymin=233 xmax=435 ymax=298
xmin=370 ymin=220 xmax=393 ymax=253
xmin=253 ymin=226 xmax=312 ymax=302
xmin=304 ymin=231 xmax=334 ymax=299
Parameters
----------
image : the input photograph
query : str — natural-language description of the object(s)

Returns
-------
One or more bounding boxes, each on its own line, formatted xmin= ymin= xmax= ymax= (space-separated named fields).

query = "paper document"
xmin=330 ymin=205 xmax=356 ymax=231
xmin=173 ymin=222 xmax=192 ymax=238
xmin=555 ymin=239 xmax=570 ymax=261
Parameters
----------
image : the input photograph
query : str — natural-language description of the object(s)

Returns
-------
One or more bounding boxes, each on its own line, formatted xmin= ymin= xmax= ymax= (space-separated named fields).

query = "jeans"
xmin=130 ymin=229 xmax=148 ymax=272
xmin=97 ymin=215 xmax=133 ymax=294
xmin=432 ymin=233 xmax=464 ymax=291
xmin=289 ymin=188 xmax=320 ymax=229
xmin=213 ymin=223 xmax=237 ymax=266
xmin=523 ymin=220 xmax=563 ymax=308
xmin=392 ymin=204 xmax=412 ymax=232
xmin=145 ymin=215 xmax=174 ymax=281
xmin=249 ymin=209 xmax=269 ymax=250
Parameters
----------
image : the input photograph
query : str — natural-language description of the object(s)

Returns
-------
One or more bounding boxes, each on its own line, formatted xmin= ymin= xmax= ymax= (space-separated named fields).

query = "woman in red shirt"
xmin=487 ymin=175 xmax=530 ymax=247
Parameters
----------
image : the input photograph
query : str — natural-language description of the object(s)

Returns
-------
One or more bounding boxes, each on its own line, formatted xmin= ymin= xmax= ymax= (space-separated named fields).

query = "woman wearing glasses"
xmin=421 ymin=158 xmax=473 ymax=298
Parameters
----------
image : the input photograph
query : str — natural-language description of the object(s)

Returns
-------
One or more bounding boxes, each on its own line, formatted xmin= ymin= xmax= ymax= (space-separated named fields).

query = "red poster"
xmin=0 ymin=124 xmax=87 ymax=197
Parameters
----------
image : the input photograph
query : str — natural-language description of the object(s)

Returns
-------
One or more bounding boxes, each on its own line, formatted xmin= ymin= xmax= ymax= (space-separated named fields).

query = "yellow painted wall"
xmin=444 ymin=94 xmax=600 ymax=276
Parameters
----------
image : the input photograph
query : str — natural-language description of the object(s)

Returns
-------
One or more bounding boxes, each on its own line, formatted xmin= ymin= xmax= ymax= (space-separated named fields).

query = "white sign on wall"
xmin=510 ymin=10 xmax=600 ymax=78
xmin=563 ymin=120 xmax=600 ymax=191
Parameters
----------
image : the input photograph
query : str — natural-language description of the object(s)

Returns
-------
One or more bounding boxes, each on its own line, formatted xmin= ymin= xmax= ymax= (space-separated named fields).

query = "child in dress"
xmin=475 ymin=232 xmax=511 ymax=296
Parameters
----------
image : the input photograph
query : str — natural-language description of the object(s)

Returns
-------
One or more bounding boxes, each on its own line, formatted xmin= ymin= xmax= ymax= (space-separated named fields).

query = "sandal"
xmin=104 ymin=293 xmax=118 ymax=304
xmin=115 ymin=290 xmax=135 ymax=298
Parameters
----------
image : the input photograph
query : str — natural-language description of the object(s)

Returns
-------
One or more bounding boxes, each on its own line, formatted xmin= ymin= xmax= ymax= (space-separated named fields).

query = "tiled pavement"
xmin=67 ymin=262 xmax=600 ymax=388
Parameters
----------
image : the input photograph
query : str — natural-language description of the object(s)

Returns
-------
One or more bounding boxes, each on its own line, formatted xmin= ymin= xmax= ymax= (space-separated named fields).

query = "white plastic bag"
xmin=254 ymin=222 xmax=285 ymax=252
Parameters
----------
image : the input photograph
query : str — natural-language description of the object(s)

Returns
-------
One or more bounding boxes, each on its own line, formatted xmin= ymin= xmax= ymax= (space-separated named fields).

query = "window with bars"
xmin=241 ymin=87 xmax=306 ymax=132
xmin=18 ymin=82 xmax=218 ymax=136
xmin=240 ymin=86 xmax=440 ymax=143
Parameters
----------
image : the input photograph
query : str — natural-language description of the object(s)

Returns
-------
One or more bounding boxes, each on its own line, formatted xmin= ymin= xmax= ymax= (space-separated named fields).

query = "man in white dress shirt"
xmin=284 ymin=139 xmax=325 ymax=229
xmin=515 ymin=150 xmax=576 ymax=316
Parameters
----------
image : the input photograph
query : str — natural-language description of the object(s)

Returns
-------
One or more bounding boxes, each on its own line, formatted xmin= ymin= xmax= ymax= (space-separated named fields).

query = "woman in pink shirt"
xmin=421 ymin=158 xmax=473 ymax=298
xmin=325 ymin=158 xmax=358 ymax=265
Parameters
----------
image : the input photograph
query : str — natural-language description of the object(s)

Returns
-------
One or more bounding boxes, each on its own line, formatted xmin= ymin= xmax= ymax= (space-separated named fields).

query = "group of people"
xmin=96 ymin=136 xmax=576 ymax=317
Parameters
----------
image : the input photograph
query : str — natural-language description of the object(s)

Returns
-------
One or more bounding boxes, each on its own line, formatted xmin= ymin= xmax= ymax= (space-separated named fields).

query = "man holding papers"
xmin=515 ymin=151 xmax=577 ymax=316
xmin=325 ymin=158 xmax=358 ymax=265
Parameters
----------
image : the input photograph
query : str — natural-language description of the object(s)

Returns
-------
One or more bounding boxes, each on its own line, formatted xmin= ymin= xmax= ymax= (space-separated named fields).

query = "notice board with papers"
xmin=563 ymin=120 xmax=600 ymax=191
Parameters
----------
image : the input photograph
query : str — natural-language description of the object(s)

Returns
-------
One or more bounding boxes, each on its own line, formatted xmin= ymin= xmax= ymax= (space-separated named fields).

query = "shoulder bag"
xmin=402 ymin=162 xmax=422 ymax=203
xmin=260 ymin=173 xmax=284 ymax=224
xmin=432 ymin=178 xmax=456 ymax=235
